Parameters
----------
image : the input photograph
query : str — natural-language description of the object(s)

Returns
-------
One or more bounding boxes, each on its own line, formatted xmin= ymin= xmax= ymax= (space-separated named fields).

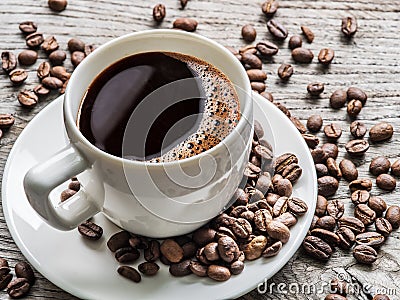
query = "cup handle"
xmin=23 ymin=144 xmax=100 ymax=230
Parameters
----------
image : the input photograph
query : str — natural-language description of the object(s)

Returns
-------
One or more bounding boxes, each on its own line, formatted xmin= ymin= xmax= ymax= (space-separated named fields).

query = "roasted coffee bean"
xmin=315 ymin=164 xmax=329 ymax=178
xmin=255 ymin=174 xmax=272 ymax=194
xmin=331 ymin=278 xmax=347 ymax=296
xmin=0 ymin=267 xmax=12 ymax=290
xmin=310 ymin=215 xmax=319 ymax=230
xmin=250 ymin=155 xmax=261 ymax=167
xmin=266 ymin=193 xmax=280 ymax=206
xmin=247 ymin=69 xmax=267 ymax=82
xmin=369 ymin=122 xmax=393 ymax=142
xmin=300 ymin=26 xmax=314 ymax=43
xmin=18 ymin=50 xmax=37 ymax=66
xmin=369 ymin=196 xmax=389 ymax=217
xmin=107 ymin=231 xmax=130 ymax=252
xmin=262 ymin=241 xmax=282 ymax=258
xmin=353 ymin=245 xmax=377 ymax=264
xmin=303 ymin=235 xmax=332 ymax=260
xmin=143 ymin=240 xmax=160 ymax=261
xmin=318 ymin=176 xmax=339 ymax=197
xmin=347 ymin=99 xmax=363 ymax=118
xmin=351 ymin=190 xmax=370 ymax=205
xmin=302 ymin=134 xmax=319 ymax=149
xmin=1 ymin=51 xmax=17 ymax=73
xmin=251 ymin=82 xmax=266 ymax=93
xmin=239 ymin=45 xmax=257 ymax=55
xmin=369 ymin=157 xmax=390 ymax=176
xmin=180 ymin=0 xmax=188 ymax=9
xmin=49 ymin=50 xmax=67 ymax=65
xmin=375 ymin=217 xmax=392 ymax=237
xmin=19 ymin=21 xmax=37 ymax=34
xmin=196 ymin=247 xmax=212 ymax=265
xmin=287 ymin=197 xmax=308 ymax=216
xmin=355 ymin=232 xmax=384 ymax=248
xmin=138 ymin=262 xmax=159 ymax=276
xmin=71 ymin=51 xmax=85 ymax=67
xmin=325 ymin=294 xmax=347 ymax=300
xmin=153 ymin=3 xmax=166 ymax=22
xmin=242 ymin=24 xmax=257 ymax=42
xmin=60 ymin=188 xmax=76 ymax=201
xmin=311 ymin=228 xmax=340 ymax=245
xmin=84 ymin=44 xmax=96 ymax=56
xmin=244 ymin=162 xmax=261 ymax=179
xmin=182 ymin=241 xmax=197 ymax=258
xmin=241 ymin=52 xmax=262 ymax=69
xmin=256 ymin=41 xmax=279 ymax=56
xmin=327 ymin=200 xmax=345 ymax=220
xmin=340 ymin=159 xmax=358 ymax=182
xmin=7 ymin=278 xmax=30 ymax=298
xmin=254 ymin=209 xmax=272 ymax=231
xmin=78 ymin=220 xmax=103 ymax=240
xmin=312 ymin=148 xmax=328 ymax=164
xmin=9 ymin=69 xmax=28 ymax=85
xmin=324 ymin=123 xmax=342 ymax=140
xmin=203 ymin=242 xmax=219 ymax=261
xmin=48 ymin=0 xmax=68 ymax=11
xmin=244 ymin=235 xmax=268 ymax=260
xmin=349 ymin=178 xmax=372 ymax=192
xmin=373 ymin=295 xmax=390 ymax=300
xmin=338 ymin=216 xmax=365 ymax=234
xmin=274 ymin=178 xmax=292 ymax=197
xmin=117 ymin=266 xmax=141 ymax=283
xmin=18 ymin=90 xmax=38 ymax=108
xmin=345 ymin=139 xmax=369 ymax=156
xmin=189 ymin=261 xmax=207 ymax=277
xmin=41 ymin=36 xmax=59 ymax=52
xmin=50 ymin=66 xmax=71 ymax=82
xmin=274 ymin=153 xmax=298 ymax=174
xmin=130 ymin=235 xmax=150 ymax=249
xmin=160 ymin=239 xmax=184 ymax=263
xmin=376 ymin=174 xmax=396 ymax=191
xmin=267 ymin=20 xmax=288 ymax=40
xmin=326 ymin=158 xmax=342 ymax=178
xmin=37 ymin=62 xmax=50 ymax=79
xmin=68 ymin=180 xmax=80 ymax=191
xmin=26 ymin=32 xmax=44 ymax=48
xmin=385 ymin=206 xmax=400 ymax=229
xmin=14 ymin=262 xmax=34 ymax=285
xmin=230 ymin=260 xmax=244 ymax=275
xmin=266 ymin=220 xmax=290 ymax=243
xmin=354 ymin=204 xmax=376 ymax=226
xmin=207 ymin=265 xmax=231 ymax=282
xmin=160 ymin=255 xmax=171 ymax=265
xmin=282 ymin=163 xmax=302 ymax=183
xmin=231 ymin=218 xmax=252 ymax=239
xmin=253 ymin=144 xmax=273 ymax=161
xmin=68 ymin=38 xmax=85 ymax=52
xmin=330 ymin=89 xmax=347 ymax=109
xmin=318 ymin=48 xmax=335 ymax=65
xmin=342 ymin=16 xmax=357 ymax=37
xmin=350 ymin=121 xmax=367 ymax=138
xmin=391 ymin=159 xmax=400 ymax=176
xmin=212 ymin=213 xmax=235 ymax=229
xmin=115 ymin=247 xmax=140 ymax=263
xmin=347 ymin=87 xmax=367 ymax=104
xmin=289 ymin=35 xmax=302 ymax=50
xmin=316 ymin=216 xmax=336 ymax=231
xmin=315 ymin=195 xmax=328 ymax=217
xmin=173 ymin=18 xmax=198 ymax=32
xmin=261 ymin=0 xmax=279 ymax=17
xmin=275 ymin=212 xmax=297 ymax=227
xmin=307 ymin=83 xmax=324 ymax=96
xmin=169 ymin=259 xmax=192 ymax=277
xmin=292 ymin=48 xmax=314 ymax=63
xmin=230 ymin=206 xmax=248 ymax=218
xmin=217 ymin=236 xmax=240 ymax=263
xmin=322 ymin=143 xmax=339 ymax=160
xmin=34 ymin=84 xmax=50 ymax=96
xmin=290 ymin=116 xmax=306 ymax=134
xmin=274 ymin=102 xmax=291 ymax=117
xmin=42 ymin=76 xmax=63 ymax=89
xmin=307 ymin=115 xmax=323 ymax=132
xmin=336 ymin=227 xmax=355 ymax=249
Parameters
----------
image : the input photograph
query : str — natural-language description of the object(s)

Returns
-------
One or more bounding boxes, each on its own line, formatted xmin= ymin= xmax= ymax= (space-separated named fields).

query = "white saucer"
xmin=2 ymin=93 xmax=317 ymax=300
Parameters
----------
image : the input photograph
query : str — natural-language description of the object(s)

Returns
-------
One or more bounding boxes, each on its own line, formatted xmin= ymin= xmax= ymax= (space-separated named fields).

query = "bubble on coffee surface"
xmin=150 ymin=53 xmax=240 ymax=162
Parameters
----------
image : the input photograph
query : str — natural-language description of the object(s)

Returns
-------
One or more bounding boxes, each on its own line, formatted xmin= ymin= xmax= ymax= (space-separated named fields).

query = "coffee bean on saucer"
xmin=376 ymin=173 xmax=396 ymax=191
xmin=153 ymin=3 xmax=166 ymax=22
xmin=169 ymin=259 xmax=192 ymax=277
xmin=342 ymin=16 xmax=357 ymax=37
xmin=9 ymin=69 xmax=28 ymax=85
xmin=369 ymin=122 xmax=393 ymax=142
xmin=117 ymin=266 xmax=141 ymax=283
xmin=115 ymin=247 xmax=140 ymax=263
xmin=18 ymin=50 xmax=37 ymax=66
xmin=26 ymin=32 xmax=44 ymax=48
xmin=207 ymin=265 xmax=231 ymax=282
xmin=0 ymin=267 xmax=13 ymax=290
xmin=274 ymin=178 xmax=292 ymax=197
xmin=242 ymin=24 xmax=257 ymax=42
xmin=369 ymin=156 xmax=391 ymax=176
xmin=37 ymin=62 xmax=51 ymax=79
xmin=278 ymin=63 xmax=293 ymax=80
xmin=41 ymin=36 xmax=59 ymax=53
xmin=160 ymin=239 xmax=184 ymax=263
xmin=345 ymin=139 xmax=369 ymax=156
xmin=330 ymin=90 xmax=347 ymax=108
xmin=144 ymin=240 xmax=161 ymax=262
xmin=15 ymin=262 xmax=35 ymax=284
xmin=68 ymin=38 xmax=85 ymax=52
xmin=71 ymin=51 xmax=85 ymax=67
xmin=267 ymin=20 xmax=288 ymax=40
xmin=350 ymin=121 xmax=367 ymax=138
xmin=385 ymin=206 xmax=400 ymax=229
xmin=138 ymin=262 xmax=160 ymax=276
xmin=48 ymin=0 xmax=68 ymax=12
xmin=42 ymin=76 xmax=63 ymax=89
xmin=19 ymin=21 xmax=37 ymax=34
xmin=291 ymin=48 xmax=313 ymax=63
xmin=78 ymin=220 xmax=103 ymax=240
xmin=1 ymin=51 xmax=17 ymax=73
xmin=324 ymin=123 xmax=342 ymax=140
xmin=375 ymin=217 xmax=392 ymax=237
xmin=189 ymin=261 xmax=207 ymax=277
xmin=262 ymin=241 xmax=283 ymax=258
xmin=303 ymin=235 xmax=332 ymax=260
xmin=301 ymin=26 xmax=314 ymax=42
xmin=107 ymin=231 xmax=131 ymax=252
xmin=307 ymin=83 xmax=324 ymax=96
xmin=256 ymin=41 xmax=279 ymax=56
xmin=18 ymin=90 xmax=38 ymax=107
xmin=261 ymin=0 xmax=279 ymax=17
xmin=307 ymin=115 xmax=323 ymax=132
xmin=289 ymin=35 xmax=302 ymax=49
xmin=267 ymin=221 xmax=290 ymax=243
xmin=49 ymin=50 xmax=67 ymax=65
xmin=318 ymin=48 xmax=335 ymax=65
xmin=230 ymin=260 xmax=244 ymax=275
xmin=353 ymin=245 xmax=377 ymax=264
xmin=173 ymin=18 xmax=198 ymax=32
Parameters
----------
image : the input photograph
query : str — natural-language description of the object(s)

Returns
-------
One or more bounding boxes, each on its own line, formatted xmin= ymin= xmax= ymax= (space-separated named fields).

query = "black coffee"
xmin=78 ymin=52 xmax=240 ymax=162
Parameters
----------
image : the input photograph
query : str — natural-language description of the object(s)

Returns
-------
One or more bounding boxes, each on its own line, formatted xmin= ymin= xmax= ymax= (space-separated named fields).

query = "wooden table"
xmin=0 ymin=0 xmax=399 ymax=299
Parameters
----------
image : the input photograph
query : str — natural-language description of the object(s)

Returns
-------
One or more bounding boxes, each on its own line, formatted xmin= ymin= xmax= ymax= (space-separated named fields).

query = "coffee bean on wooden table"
xmin=315 ymin=195 xmax=328 ymax=217
xmin=9 ymin=69 xmax=28 ymax=85
xmin=311 ymin=148 xmax=328 ymax=164
xmin=153 ymin=3 xmax=166 ymax=22
xmin=241 ymin=52 xmax=262 ymax=69
xmin=26 ymin=32 xmax=44 ymax=48
xmin=19 ymin=21 xmax=37 ymax=34
xmin=349 ymin=178 xmax=372 ymax=192
xmin=307 ymin=83 xmax=324 ymax=96
xmin=302 ymin=134 xmax=319 ymax=148
xmin=34 ymin=84 xmax=50 ymax=96
xmin=0 ymin=267 xmax=12 ymax=290
xmin=277 ymin=63 xmax=293 ymax=80
xmin=369 ymin=122 xmax=394 ymax=142
xmin=251 ymin=82 xmax=266 ymax=93
xmin=301 ymin=26 xmax=314 ymax=43
xmin=318 ymin=48 xmax=335 ymax=65
xmin=274 ymin=102 xmax=291 ymax=117
xmin=1 ymin=51 xmax=17 ymax=73
xmin=15 ymin=262 xmax=35 ymax=284
xmin=369 ymin=157 xmax=390 ymax=176
xmin=207 ymin=265 xmax=231 ymax=282
xmin=173 ymin=18 xmax=198 ymax=32
xmin=246 ymin=69 xmax=267 ymax=82
xmin=84 ymin=44 xmax=96 ymax=56
xmin=347 ymin=99 xmax=363 ymax=118
xmin=375 ymin=217 xmax=392 ymax=237
xmin=303 ymin=235 xmax=332 ymax=260
xmin=37 ymin=62 xmax=50 ymax=79
xmin=48 ymin=0 xmax=68 ymax=12
xmin=18 ymin=90 xmax=38 ymax=107
xmin=107 ymin=231 xmax=131 ymax=252
xmin=0 ymin=114 xmax=15 ymax=129
xmin=78 ymin=220 xmax=103 ymax=240
xmin=327 ymin=199 xmax=345 ymax=220
xmin=267 ymin=20 xmax=288 ymax=40
xmin=338 ymin=216 xmax=365 ymax=234
xmin=180 ymin=0 xmax=188 ymax=9
xmin=287 ymin=197 xmax=308 ymax=216
xmin=311 ymin=228 xmax=340 ymax=246
xmin=355 ymin=232 xmax=384 ymax=248
xmin=321 ymin=143 xmax=338 ymax=159
xmin=350 ymin=190 xmax=370 ymax=205
xmin=385 ymin=206 xmax=400 ymax=229
xmin=373 ymin=295 xmax=390 ymax=300
xmin=138 ymin=262 xmax=160 ymax=276
xmin=256 ymin=41 xmax=279 ymax=56
xmin=289 ymin=35 xmax=302 ymax=49
xmin=291 ymin=48 xmax=314 ymax=63
xmin=49 ymin=50 xmax=67 ymax=65
xmin=376 ymin=174 xmax=396 ymax=191
xmin=345 ymin=139 xmax=369 ymax=156
xmin=50 ymin=66 xmax=71 ymax=81
xmin=261 ymin=0 xmax=279 ymax=17
xmin=347 ymin=87 xmax=367 ymax=105
xmin=7 ymin=278 xmax=31 ymax=298
xmin=117 ymin=266 xmax=141 ymax=283
xmin=353 ymin=245 xmax=377 ymax=264
xmin=242 ymin=24 xmax=257 ymax=42
xmin=330 ymin=89 xmax=347 ymax=108
xmin=71 ymin=51 xmax=85 ymax=67
xmin=290 ymin=116 xmax=306 ymax=133
xmin=318 ymin=176 xmax=339 ymax=197
xmin=307 ymin=115 xmax=323 ymax=132
xmin=350 ymin=121 xmax=367 ymax=138
xmin=325 ymin=294 xmax=347 ymax=300
xmin=17 ymin=50 xmax=37 ymax=66
xmin=341 ymin=16 xmax=357 ymax=37
xmin=326 ymin=158 xmax=342 ymax=178
xmin=42 ymin=76 xmax=63 ymax=89
xmin=324 ymin=123 xmax=342 ymax=140
xmin=315 ymin=163 xmax=328 ymax=178
xmin=68 ymin=38 xmax=85 ymax=52
xmin=336 ymin=227 xmax=355 ymax=249
xmin=391 ymin=159 xmax=400 ymax=176
xmin=0 ymin=258 xmax=8 ymax=268
xmin=41 ymin=36 xmax=59 ymax=52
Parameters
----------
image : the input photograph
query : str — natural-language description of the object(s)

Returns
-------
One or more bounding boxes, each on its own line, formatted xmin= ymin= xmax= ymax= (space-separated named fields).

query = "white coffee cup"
xmin=23 ymin=30 xmax=253 ymax=238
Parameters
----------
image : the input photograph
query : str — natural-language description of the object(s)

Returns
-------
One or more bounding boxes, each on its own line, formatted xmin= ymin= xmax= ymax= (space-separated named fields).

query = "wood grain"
xmin=0 ymin=0 xmax=399 ymax=299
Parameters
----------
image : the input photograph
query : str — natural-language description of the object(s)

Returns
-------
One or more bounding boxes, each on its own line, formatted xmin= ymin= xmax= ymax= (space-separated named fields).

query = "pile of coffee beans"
xmin=0 ymin=257 xmax=35 ymax=299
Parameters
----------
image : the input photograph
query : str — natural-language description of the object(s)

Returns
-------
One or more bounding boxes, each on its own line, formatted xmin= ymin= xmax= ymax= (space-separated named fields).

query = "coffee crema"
xmin=77 ymin=51 xmax=240 ymax=162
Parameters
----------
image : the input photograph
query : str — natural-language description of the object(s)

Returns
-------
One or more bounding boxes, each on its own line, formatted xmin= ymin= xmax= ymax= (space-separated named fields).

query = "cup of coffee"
xmin=23 ymin=30 xmax=254 ymax=238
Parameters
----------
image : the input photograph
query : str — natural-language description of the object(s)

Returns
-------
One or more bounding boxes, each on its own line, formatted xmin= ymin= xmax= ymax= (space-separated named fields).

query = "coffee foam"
xmin=149 ymin=52 xmax=240 ymax=162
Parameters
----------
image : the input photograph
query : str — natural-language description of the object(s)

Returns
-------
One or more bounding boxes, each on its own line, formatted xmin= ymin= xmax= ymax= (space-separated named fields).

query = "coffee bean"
xmin=0 ymin=267 xmax=12 ymax=290
xmin=41 ymin=36 xmax=59 ymax=53
xmin=315 ymin=195 xmax=328 ymax=217
xmin=254 ymin=145 xmax=273 ymax=163
xmin=137 ymin=262 xmax=160 ymax=276
xmin=261 ymin=0 xmax=279 ymax=17
xmin=42 ymin=76 xmax=63 ymax=89
xmin=274 ymin=178 xmax=292 ymax=197
xmin=307 ymin=115 xmax=323 ymax=132
xmin=355 ymin=232 xmax=384 ymax=248
xmin=350 ymin=121 xmax=367 ymax=139
xmin=338 ymin=216 xmax=365 ymax=234
xmin=325 ymin=294 xmax=347 ymax=300
xmin=302 ymin=134 xmax=319 ymax=148
xmin=326 ymin=158 xmax=342 ymax=178
xmin=274 ymin=153 xmax=298 ymax=174
xmin=231 ymin=218 xmax=252 ymax=239
xmin=339 ymin=159 xmax=358 ymax=181
xmin=375 ymin=217 xmax=392 ymax=237
xmin=327 ymin=200 xmax=345 ymax=220
xmin=207 ymin=265 xmax=231 ymax=282
xmin=18 ymin=90 xmax=38 ymax=108
xmin=324 ymin=123 xmax=342 ymax=140
xmin=84 ymin=44 xmax=96 ymax=56
xmin=355 ymin=204 xmax=376 ymax=225
xmin=370 ymin=122 xmax=394 ymax=142
xmin=391 ymin=159 xmax=400 ymax=176
xmin=19 ymin=21 xmax=37 ymax=34
xmin=307 ymin=82 xmax=324 ymax=96
xmin=37 ymin=62 xmax=51 ymax=79
xmin=78 ymin=220 xmax=103 ymax=240
xmin=336 ymin=227 xmax=355 ymax=249
xmin=143 ymin=240 xmax=161 ymax=262
xmin=310 ymin=215 xmax=319 ymax=230
xmin=180 ymin=0 xmax=188 ymax=9
xmin=262 ymin=241 xmax=282 ymax=258
xmin=353 ymin=244 xmax=377 ymax=264
xmin=244 ymin=235 xmax=268 ymax=260
xmin=330 ymin=278 xmax=347 ymax=296
xmin=228 ymin=260 xmax=244 ymax=275
xmin=107 ymin=231 xmax=130 ymax=252
xmin=291 ymin=48 xmax=314 ymax=63
xmin=246 ymin=69 xmax=267 ymax=82
xmin=160 ymin=255 xmax=171 ymax=265
xmin=241 ymin=52 xmax=262 ymax=69
xmin=26 ymin=32 xmax=44 ymax=48
xmin=189 ymin=261 xmax=207 ymax=277
xmin=130 ymin=235 xmax=150 ymax=250
xmin=0 ymin=259 xmax=8 ymax=268
xmin=9 ymin=69 xmax=28 ymax=85
xmin=315 ymin=164 xmax=329 ymax=178
xmin=253 ymin=209 xmax=272 ymax=232
xmin=212 ymin=214 xmax=235 ymax=229
xmin=321 ymin=143 xmax=339 ymax=160
xmin=287 ymin=197 xmax=308 ymax=216
xmin=182 ymin=241 xmax=197 ymax=259
xmin=303 ymin=235 xmax=332 ymax=260
xmin=267 ymin=220 xmax=290 ymax=243
xmin=369 ymin=157 xmax=390 ymax=176
xmin=117 ymin=266 xmax=141 ymax=283
xmin=34 ymin=84 xmax=50 ymax=96
xmin=173 ymin=18 xmax=198 ymax=32
xmin=48 ymin=0 xmax=67 ymax=11
xmin=68 ymin=180 xmax=80 ymax=191
xmin=347 ymin=99 xmax=363 ymax=118
xmin=202 ymin=242 xmax=219 ymax=261
xmin=316 ymin=216 xmax=336 ymax=231
xmin=289 ymin=35 xmax=302 ymax=49
xmin=50 ymin=66 xmax=71 ymax=82
xmin=345 ymin=139 xmax=369 ymax=156
xmin=275 ymin=212 xmax=298 ymax=227
xmin=153 ymin=3 xmax=166 ymax=22
xmin=318 ymin=176 xmax=339 ymax=197
xmin=386 ymin=206 xmax=400 ymax=229
xmin=68 ymin=38 xmax=85 ymax=52
xmin=311 ymin=228 xmax=340 ymax=246
xmin=347 ymin=87 xmax=367 ymax=105
xmin=233 ymin=189 xmax=249 ymax=206
xmin=7 ymin=278 xmax=31 ymax=298
xmin=242 ymin=24 xmax=257 ymax=42
xmin=60 ymin=188 xmax=76 ymax=201
xmin=244 ymin=162 xmax=261 ymax=179
xmin=349 ymin=178 xmax=372 ymax=193
xmin=267 ymin=20 xmax=288 ymax=40
xmin=71 ymin=51 xmax=85 ymax=67
xmin=1 ymin=51 xmax=17 ymax=73
xmin=330 ymin=90 xmax=347 ymax=108
xmin=351 ymin=190 xmax=370 ymax=206
xmin=256 ymin=41 xmax=279 ymax=56
xmin=217 ymin=236 xmax=240 ymax=263
xmin=290 ymin=116 xmax=306 ymax=134
xmin=160 ymin=239 xmax=184 ymax=263
xmin=266 ymin=193 xmax=280 ymax=206
xmin=312 ymin=148 xmax=328 ymax=164
xmin=301 ymin=26 xmax=314 ymax=43
xmin=254 ymin=174 xmax=271 ymax=194
xmin=18 ymin=50 xmax=37 ymax=66
xmin=239 ymin=45 xmax=257 ymax=55
xmin=49 ymin=50 xmax=67 ymax=65
xmin=373 ymin=295 xmax=390 ymax=300
xmin=115 ymin=247 xmax=140 ymax=263
xmin=376 ymin=174 xmax=396 ymax=191
xmin=15 ymin=262 xmax=35 ymax=284
xmin=274 ymin=102 xmax=291 ymax=117
xmin=251 ymin=82 xmax=266 ymax=93
xmin=342 ymin=16 xmax=357 ymax=37
xmin=282 ymin=163 xmax=302 ymax=183
xmin=318 ymin=48 xmax=335 ymax=65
